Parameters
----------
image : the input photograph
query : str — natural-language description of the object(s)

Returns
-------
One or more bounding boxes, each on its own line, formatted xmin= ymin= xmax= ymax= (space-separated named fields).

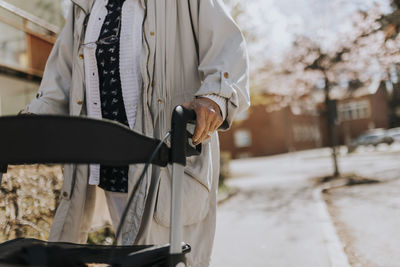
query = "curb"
xmin=217 ymin=187 xmax=239 ymax=205
xmin=313 ymin=180 xmax=351 ymax=267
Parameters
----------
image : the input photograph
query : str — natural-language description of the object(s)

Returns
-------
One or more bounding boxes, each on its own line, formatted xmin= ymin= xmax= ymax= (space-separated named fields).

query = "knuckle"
xmin=195 ymin=125 xmax=204 ymax=134
xmin=196 ymin=117 xmax=204 ymax=125
xmin=194 ymin=129 xmax=201 ymax=136
xmin=199 ymin=105 xmax=208 ymax=113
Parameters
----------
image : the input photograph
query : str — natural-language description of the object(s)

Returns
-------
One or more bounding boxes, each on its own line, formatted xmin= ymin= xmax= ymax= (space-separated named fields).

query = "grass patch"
xmin=314 ymin=173 xmax=380 ymax=188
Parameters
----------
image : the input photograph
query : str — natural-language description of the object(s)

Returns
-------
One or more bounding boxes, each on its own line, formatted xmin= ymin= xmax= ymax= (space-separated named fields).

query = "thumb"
xmin=181 ymin=101 xmax=194 ymax=110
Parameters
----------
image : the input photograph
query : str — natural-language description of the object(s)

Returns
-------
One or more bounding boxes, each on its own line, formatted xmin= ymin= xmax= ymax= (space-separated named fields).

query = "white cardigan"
xmin=84 ymin=0 xmax=144 ymax=185
xmin=84 ymin=0 xmax=226 ymax=186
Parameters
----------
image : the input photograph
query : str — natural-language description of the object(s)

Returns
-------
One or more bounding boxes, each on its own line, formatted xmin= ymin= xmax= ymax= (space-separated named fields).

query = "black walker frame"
xmin=0 ymin=106 xmax=198 ymax=267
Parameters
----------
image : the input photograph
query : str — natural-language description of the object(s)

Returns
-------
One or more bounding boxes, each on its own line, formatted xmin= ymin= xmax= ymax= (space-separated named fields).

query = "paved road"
xmin=211 ymin=145 xmax=400 ymax=267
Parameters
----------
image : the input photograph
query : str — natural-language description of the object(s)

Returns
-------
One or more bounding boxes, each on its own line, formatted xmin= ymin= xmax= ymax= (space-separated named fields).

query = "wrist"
xmin=199 ymin=95 xmax=227 ymax=120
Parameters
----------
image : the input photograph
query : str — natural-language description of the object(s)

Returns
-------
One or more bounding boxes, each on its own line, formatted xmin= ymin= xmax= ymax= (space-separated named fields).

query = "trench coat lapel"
xmin=70 ymin=0 xmax=95 ymax=14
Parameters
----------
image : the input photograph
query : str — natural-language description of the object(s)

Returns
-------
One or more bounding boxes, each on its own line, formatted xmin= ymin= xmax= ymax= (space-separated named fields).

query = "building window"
xmin=293 ymin=125 xmax=321 ymax=142
xmin=234 ymin=129 xmax=252 ymax=148
xmin=235 ymin=110 xmax=249 ymax=121
xmin=338 ymin=100 xmax=370 ymax=121
xmin=0 ymin=22 xmax=27 ymax=69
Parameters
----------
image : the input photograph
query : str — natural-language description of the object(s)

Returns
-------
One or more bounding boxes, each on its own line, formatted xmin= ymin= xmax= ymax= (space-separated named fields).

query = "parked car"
xmin=385 ymin=127 xmax=400 ymax=143
xmin=348 ymin=129 xmax=394 ymax=153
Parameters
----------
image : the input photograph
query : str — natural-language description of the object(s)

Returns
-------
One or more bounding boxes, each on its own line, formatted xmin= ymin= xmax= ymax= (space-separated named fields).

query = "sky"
xmin=237 ymin=0 xmax=392 ymax=65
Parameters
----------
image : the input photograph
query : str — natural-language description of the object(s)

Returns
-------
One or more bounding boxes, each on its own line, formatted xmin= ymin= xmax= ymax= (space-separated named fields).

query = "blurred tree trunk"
xmin=323 ymin=78 xmax=340 ymax=177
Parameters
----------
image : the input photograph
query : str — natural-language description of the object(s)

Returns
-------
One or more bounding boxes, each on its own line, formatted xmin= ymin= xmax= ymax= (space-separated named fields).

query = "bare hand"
xmin=182 ymin=97 xmax=223 ymax=145
xmin=18 ymin=107 xmax=32 ymax=115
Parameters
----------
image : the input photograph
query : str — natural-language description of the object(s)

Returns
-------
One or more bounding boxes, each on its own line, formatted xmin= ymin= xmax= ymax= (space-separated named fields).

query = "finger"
xmin=206 ymin=108 xmax=222 ymax=133
xmin=197 ymin=125 xmax=211 ymax=144
xmin=192 ymin=108 xmax=205 ymax=144
xmin=210 ymin=114 xmax=223 ymax=133
xmin=197 ymin=112 xmax=213 ymax=144
xmin=181 ymin=102 xmax=191 ymax=109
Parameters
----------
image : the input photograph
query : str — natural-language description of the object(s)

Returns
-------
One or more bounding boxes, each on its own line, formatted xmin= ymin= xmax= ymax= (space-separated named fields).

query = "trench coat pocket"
xmin=154 ymin=142 xmax=213 ymax=227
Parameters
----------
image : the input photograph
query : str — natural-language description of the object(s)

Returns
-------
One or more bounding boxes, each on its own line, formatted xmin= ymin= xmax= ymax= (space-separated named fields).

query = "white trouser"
xmin=104 ymin=190 xmax=128 ymax=242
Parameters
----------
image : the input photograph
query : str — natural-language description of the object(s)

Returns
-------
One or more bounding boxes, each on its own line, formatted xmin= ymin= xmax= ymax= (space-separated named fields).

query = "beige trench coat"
xmin=27 ymin=0 xmax=249 ymax=266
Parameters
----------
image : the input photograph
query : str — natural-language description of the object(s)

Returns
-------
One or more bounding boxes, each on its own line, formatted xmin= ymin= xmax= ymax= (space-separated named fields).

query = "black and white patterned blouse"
xmin=96 ymin=0 xmax=128 ymax=193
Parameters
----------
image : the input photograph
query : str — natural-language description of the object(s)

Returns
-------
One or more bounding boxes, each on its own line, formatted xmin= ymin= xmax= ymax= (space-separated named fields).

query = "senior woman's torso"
xmin=82 ymin=0 xmax=144 ymax=191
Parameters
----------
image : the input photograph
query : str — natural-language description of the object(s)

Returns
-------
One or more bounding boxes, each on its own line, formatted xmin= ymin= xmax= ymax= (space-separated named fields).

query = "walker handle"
xmin=169 ymin=105 xmax=201 ymax=267
xmin=171 ymin=106 xmax=200 ymax=165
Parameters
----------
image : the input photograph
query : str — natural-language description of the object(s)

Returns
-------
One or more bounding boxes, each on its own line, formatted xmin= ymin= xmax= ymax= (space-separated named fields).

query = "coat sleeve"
xmin=189 ymin=0 xmax=250 ymax=130
xmin=27 ymin=6 xmax=75 ymax=115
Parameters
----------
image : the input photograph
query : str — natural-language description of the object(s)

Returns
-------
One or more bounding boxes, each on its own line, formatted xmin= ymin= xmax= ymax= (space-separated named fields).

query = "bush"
xmin=0 ymin=165 xmax=63 ymax=241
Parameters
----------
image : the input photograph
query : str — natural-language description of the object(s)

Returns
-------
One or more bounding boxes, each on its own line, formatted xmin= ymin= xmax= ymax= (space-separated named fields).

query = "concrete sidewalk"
xmin=324 ymin=174 xmax=400 ymax=267
xmin=211 ymin=147 xmax=400 ymax=267
xmin=212 ymin=152 xmax=335 ymax=267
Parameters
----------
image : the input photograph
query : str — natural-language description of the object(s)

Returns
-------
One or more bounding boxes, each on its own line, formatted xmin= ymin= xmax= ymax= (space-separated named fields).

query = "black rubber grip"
xmin=171 ymin=106 xmax=198 ymax=165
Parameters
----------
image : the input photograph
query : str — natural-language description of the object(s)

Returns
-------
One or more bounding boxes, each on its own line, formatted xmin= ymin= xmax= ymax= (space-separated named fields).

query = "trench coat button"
xmin=36 ymin=92 xmax=43 ymax=99
xmin=224 ymin=72 xmax=229 ymax=79
xmin=150 ymin=31 xmax=155 ymax=36
xmin=77 ymin=100 xmax=83 ymax=105
xmin=157 ymin=99 xmax=163 ymax=104
xmin=79 ymin=54 xmax=84 ymax=59
xmin=62 ymin=191 xmax=68 ymax=198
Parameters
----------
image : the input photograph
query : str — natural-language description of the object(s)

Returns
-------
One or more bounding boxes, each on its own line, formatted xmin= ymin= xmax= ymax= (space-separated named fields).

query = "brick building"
xmin=220 ymin=80 xmax=391 ymax=159
xmin=334 ymin=80 xmax=389 ymax=145
xmin=219 ymin=95 xmax=323 ymax=158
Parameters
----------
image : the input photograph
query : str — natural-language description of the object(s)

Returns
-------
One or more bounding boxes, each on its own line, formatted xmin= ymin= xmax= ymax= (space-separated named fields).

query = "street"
xmin=211 ymin=145 xmax=400 ymax=267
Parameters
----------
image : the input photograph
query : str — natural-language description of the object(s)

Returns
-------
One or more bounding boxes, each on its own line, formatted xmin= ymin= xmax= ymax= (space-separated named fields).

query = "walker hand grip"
xmin=182 ymin=106 xmax=196 ymax=123
xmin=171 ymin=106 xmax=200 ymax=165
